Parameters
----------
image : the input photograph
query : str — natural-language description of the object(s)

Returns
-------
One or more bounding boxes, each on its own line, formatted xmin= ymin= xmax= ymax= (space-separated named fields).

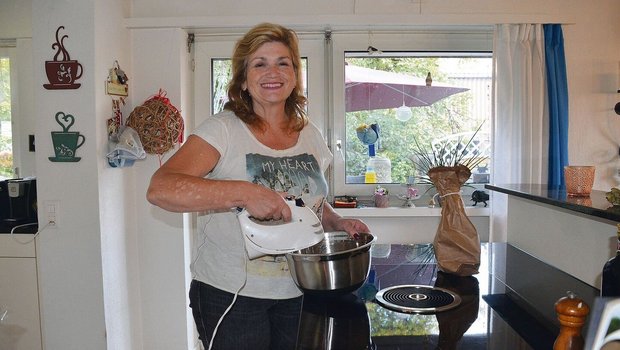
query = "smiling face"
xmin=242 ymin=41 xmax=297 ymax=116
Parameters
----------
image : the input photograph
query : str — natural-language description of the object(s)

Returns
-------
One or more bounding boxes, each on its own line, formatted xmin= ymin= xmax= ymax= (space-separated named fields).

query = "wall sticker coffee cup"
xmin=49 ymin=111 xmax=86 ymax=162
xmin=43 ymin=26 xmax=83 ymax=90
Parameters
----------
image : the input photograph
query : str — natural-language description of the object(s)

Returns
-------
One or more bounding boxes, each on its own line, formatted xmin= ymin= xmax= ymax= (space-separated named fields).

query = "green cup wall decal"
xmin=49 ymin=111 xmax=85 ymax=162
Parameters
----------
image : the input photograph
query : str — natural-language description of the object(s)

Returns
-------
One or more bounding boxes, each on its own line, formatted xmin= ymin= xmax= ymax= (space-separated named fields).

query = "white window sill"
xmin=334 ymin=206 xmax=490 ymax=218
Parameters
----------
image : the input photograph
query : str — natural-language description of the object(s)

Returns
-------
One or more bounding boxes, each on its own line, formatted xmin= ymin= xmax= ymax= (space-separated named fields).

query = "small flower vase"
xmin=374 ymin=194 xmax=389 ymax=208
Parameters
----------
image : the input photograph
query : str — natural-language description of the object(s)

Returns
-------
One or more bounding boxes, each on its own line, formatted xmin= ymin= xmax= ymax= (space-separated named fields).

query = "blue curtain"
xmin=544 ymin=24 xmax=569 ymax=188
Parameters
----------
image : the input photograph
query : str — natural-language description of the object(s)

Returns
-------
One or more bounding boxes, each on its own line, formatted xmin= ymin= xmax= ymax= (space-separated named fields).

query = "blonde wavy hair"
xmin=223 ymin=22 xmax=308 ymax=132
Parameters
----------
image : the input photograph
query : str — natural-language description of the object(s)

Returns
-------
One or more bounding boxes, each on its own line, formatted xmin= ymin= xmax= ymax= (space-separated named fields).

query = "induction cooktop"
xmin=375 ymin=285 xmax=462 ymax=314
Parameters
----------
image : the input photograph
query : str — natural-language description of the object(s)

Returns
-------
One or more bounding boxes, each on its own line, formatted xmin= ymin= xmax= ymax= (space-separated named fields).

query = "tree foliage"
xmin=345 ymin=57 xmax=482 ymax=184
xmin=0 ymin=57 xmax=12 ymax=178
xmin=0 ymin=58 xmax=10 ymax=121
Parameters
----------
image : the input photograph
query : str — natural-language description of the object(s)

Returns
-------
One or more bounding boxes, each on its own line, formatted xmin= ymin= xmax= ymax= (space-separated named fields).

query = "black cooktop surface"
xmin=296 ymin=242 xmax=599 ymax=350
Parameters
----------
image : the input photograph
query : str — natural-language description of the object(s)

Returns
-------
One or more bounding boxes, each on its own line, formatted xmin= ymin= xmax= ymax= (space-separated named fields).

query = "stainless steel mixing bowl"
xmin=286 ymin=231 xmax=377 ymax=296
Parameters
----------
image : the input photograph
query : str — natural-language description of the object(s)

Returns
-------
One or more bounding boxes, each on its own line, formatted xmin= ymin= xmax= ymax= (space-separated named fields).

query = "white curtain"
xmin=491 ymin=24 xmax=549 ymax=242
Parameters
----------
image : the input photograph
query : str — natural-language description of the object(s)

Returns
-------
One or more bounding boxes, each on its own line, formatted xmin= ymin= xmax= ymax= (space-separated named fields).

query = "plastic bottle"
xmin=364 ymin=165 xmax=377 ymax=184
xmin=367 ymin=156 xmax=392 ymax=183
xmin=601 ymin=224 xmax=620 ymax=296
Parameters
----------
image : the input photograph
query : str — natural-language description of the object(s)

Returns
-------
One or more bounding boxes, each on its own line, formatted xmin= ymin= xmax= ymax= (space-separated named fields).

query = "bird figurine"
xmin=426 ymin=72 xmax=433 ymax=86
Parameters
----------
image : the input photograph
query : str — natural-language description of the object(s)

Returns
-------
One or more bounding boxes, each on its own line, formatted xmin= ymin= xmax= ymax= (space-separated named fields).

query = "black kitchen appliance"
xmin=0 ymin=177 xmax=38 ymax=230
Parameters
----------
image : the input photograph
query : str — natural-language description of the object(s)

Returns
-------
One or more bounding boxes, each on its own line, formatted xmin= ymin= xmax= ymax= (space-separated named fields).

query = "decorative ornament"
xmin=106 ymin=60 xmax=129 ymax=97
xmin=355 ymin=123 xmax=378 ymax=145
xmin=396 ymin=83 xmax=413 ymax=122
xmin=126 ymin=89 xmax=184 ymax=156
xmin=396 ymin=105 xmax=413 ymax=122
xmin=49 ymin=111 xmax=85 ymax=162
xmin=44 ymin=26 xmax=83 ymax=90
xmin=107 ymin=98 xmax=125 ymax=138
xmin=356 ymin=123 xmax=380 ymax=157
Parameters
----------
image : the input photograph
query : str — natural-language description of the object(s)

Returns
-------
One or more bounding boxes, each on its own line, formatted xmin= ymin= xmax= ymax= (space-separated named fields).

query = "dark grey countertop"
xmin=296 ymin=242 xmax=599 ymax=350
xmin=485 ymin=183 xmax=620 ymax=223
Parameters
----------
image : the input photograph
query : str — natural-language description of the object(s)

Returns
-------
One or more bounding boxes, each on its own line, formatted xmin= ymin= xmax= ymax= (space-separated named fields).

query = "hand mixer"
xmin=237 ymin=198 xmax=325 ymax=259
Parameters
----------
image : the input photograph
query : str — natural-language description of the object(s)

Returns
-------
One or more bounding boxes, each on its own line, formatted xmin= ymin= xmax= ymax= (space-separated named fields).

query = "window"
xmin=193 ymin=35 xmax=325 ymax=130
xmin=193 ymin=29 xmax=494 ymax=198
xmin=210 ymin=58 xmax=309 ymax=115
xmin=343 ymin=54 xmax=492 ymax=185
xmin=0 ymin=55 xmax=12 ymax=179
xmin=331 ymin=31 xmax=494 ymax=197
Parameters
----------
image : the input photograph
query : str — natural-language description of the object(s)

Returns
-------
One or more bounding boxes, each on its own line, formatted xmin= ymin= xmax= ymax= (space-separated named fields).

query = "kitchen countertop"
xmin=485 ymin=183 xmax=620 ymax=222
xmin=296 ymin=242 xmax=600 ymax=349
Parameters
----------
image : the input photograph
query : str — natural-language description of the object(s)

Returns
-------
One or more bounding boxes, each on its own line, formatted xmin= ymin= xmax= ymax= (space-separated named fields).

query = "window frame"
xmin=329 ymin=30 xmax=494 ymax=197
xmin=193 ymin=34 xmax=326 ymax=131
xmin=0 ymin=47 xmax=17 ymax=180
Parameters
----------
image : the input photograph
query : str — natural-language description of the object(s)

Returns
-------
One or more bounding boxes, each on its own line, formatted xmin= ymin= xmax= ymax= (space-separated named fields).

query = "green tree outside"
xmin=0 ymin=57 xmax=13 ymax=178
xmin=345 ymin=57 xmax=484 ymax=184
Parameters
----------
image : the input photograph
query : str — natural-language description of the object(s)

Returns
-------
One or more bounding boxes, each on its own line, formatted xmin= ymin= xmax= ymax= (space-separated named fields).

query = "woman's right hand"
xmin=242 ymin=184 xmax=292 ymax=222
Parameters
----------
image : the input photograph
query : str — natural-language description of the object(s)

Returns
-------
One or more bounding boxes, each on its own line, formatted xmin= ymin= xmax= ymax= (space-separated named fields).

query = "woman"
xmin=147 ymin=23 xmax=369 ymax=350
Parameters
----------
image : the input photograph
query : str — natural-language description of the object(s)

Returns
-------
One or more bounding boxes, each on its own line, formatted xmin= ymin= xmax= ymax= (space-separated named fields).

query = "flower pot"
xmin=374 ymin=194 xmax=389 ymax=208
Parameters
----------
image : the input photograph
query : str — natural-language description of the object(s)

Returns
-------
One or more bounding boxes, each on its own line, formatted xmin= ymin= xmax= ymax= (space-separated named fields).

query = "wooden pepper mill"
xmin=553 ymin=291 xmax=590 ymax=350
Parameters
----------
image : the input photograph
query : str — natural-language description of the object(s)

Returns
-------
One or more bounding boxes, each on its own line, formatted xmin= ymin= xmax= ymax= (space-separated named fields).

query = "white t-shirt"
xmin=190 ymin=110 xmax=332 ymax=299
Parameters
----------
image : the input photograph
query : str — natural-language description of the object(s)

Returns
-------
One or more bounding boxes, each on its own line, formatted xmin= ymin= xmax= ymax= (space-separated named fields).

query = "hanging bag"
xmin=428 ymin=164 xmax=480 ymax=276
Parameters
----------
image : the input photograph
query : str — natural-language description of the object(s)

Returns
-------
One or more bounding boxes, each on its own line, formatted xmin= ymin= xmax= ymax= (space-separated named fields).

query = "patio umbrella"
xmin=345 ymin=64 xmax=469 ymax=112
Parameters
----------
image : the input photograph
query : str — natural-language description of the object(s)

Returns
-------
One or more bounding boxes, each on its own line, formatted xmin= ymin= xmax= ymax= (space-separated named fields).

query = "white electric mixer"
xmin=237 ymin=198 xmax=325 ymax=259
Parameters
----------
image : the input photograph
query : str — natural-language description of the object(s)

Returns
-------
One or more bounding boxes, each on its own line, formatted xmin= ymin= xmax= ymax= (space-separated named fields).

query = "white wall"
xmin=562 ymin=6 xmax=620 ymax=189
xmin=94 ymin=0 xmax=142 ymax=349
xmin=131 ymin=28 xmax=193 ymax=350
xmin=31 ymin=0 xmax=107 ymax=349
xmin=2 ymin=0 xmax=620 ymax=349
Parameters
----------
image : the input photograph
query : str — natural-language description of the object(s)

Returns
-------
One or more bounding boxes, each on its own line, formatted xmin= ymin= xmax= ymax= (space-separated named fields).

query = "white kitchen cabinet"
xmin=0 ymin=234 xmax=42 ymax=350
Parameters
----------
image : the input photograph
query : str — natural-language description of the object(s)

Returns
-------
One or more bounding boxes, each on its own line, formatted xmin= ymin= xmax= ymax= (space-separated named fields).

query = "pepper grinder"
xmin=553 ymin=291 xmax=590 ymax=350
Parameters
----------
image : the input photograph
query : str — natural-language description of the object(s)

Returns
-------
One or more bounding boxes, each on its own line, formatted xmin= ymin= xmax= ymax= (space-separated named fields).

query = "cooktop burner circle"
xmin=375 ymin=285 xmax=462 ymax=314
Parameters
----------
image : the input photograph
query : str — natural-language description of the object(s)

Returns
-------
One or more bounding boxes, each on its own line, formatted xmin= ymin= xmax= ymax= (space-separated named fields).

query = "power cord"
xmin=207 ymin=217 xmax=249 ymax=350
xmin=207 ymin=259 xmax=247 ymax=350
xmin=10 ymin=221 xmax=52 ymax=245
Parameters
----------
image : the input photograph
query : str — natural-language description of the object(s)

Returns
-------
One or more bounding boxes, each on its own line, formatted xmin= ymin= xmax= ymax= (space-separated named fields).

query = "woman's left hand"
xmin=321 ymin=201 xmax=370 ymax=239
xmin=332 ymin=218 xmax=370 ymax=240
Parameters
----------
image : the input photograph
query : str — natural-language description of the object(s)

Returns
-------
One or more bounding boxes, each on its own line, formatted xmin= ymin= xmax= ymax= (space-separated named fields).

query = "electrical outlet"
xmin=45 ymin=200 xmax=59 ymax=228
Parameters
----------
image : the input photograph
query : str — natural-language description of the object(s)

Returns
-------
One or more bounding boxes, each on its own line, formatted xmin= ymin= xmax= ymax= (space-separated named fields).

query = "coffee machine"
xmin=0 ymin=177 xmax=38 ymax=230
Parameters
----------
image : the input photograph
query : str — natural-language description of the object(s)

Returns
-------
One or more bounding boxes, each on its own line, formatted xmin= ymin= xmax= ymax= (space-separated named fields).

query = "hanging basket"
xmin=126 ymin=90 xmax=184 ymax=155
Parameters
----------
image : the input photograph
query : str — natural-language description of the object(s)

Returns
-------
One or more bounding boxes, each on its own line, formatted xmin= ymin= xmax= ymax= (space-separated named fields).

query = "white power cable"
xmin=10 ymin=222 xmax=51 ymax=244
xmin=207 ymin=223 xmax=249 ymax=350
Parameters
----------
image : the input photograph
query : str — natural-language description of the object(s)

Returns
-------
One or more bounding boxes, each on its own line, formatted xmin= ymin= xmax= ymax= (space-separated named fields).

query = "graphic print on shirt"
xmin=246 ymin=153 xmax=327 ymax=216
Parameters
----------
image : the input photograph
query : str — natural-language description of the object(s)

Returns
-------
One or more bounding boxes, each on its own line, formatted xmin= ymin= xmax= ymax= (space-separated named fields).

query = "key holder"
xmin=106 ymin=60 xmax=129 ymax=97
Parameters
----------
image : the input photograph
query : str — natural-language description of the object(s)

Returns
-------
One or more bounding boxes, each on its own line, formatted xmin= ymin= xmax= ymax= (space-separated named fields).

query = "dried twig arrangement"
xmin=410 ymin=123 xmax=486 ymax=185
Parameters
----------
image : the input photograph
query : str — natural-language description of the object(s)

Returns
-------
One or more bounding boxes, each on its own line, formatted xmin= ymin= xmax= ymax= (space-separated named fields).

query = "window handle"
xmin=335 ymin=139 xmax=344 ymax=160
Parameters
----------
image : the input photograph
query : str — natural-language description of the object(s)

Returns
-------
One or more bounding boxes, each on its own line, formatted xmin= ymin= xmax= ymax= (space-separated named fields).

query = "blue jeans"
xmin=189 ymin=280 xmax=302 ymax=350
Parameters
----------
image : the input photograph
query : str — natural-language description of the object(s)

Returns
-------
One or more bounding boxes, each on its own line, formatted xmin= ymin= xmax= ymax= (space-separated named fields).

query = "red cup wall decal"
xmin=44 ymin=26 xmax=83 ymax=90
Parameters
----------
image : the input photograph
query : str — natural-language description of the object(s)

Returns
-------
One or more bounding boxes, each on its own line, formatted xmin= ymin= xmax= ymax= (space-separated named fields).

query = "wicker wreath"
xmin=126 ymin=90 xmax=184 ymax=155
